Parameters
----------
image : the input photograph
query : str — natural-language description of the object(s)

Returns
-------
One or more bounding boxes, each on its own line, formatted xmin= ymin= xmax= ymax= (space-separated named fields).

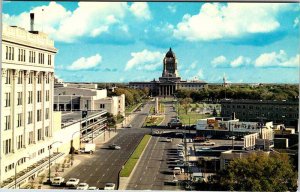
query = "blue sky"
xmin=3 ymin=2 xmax=299 ymax=83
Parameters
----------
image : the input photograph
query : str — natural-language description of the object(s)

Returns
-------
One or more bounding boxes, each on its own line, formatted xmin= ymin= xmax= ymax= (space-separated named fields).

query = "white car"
xmin=109 ymin=144 xmax=121 ymax=150
xmin=201 ymin=141 xmax=215 ymax=146
xmin=88 ymin=186 xmax=99 ymax=190
xmin=76 ymin=183 xmax=89 ymax=190
xmin=104 ymin=183 xmax=116 ymax=190
xmin=51 ymin=177 xmax=64 ymax=186
xmin=165 ymin=137 xmax=172 ymax=142
xmin=173 ymin=167 xmax=181 ymax=175
xmin=66 ymin=178 xmax=80 ymax=187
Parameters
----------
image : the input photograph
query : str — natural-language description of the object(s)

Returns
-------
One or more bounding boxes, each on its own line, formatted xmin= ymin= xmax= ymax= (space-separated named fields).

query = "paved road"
xmin=55 ymin=102 xmax=152 ymax=189
xmin=127 ymin=101 xmax=185 ymax=190
xmin=127 ymin=136 xmax=184 ymax=190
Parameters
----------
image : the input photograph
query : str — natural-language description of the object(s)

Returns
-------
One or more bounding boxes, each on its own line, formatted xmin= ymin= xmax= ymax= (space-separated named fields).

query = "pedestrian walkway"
xmin=36 ymin=129 xmax=120 ymax=189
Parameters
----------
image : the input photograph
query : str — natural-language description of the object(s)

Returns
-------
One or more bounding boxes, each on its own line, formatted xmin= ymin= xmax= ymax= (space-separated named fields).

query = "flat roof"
xmin=61 ymin=111 xmax=106 ymax=124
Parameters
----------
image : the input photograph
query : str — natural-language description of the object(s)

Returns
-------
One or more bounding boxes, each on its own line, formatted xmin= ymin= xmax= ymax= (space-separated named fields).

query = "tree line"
xmin=109 ymin=87 xmax=149 ymax=107
xmin=176 ymin=84 xmax=298 ymax=102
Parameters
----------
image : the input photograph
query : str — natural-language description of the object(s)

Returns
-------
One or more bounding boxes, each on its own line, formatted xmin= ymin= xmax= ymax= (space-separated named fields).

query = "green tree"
xmin=180 ymin=97 xmax=193 ymax=114
xmin=209 ymin=152 xmax=298 ymax=191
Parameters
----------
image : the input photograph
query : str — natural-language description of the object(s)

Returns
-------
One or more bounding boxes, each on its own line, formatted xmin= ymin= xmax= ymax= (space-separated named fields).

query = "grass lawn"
xmin=120 ymin=135 xmax=151 ymax=177
xmin=144 ymin=116 xmax=164 ymax=127
xmin=125 ymin=102 xmax=142 ymax=114
xmin=176 ymin=105 xmax=213 ymax=125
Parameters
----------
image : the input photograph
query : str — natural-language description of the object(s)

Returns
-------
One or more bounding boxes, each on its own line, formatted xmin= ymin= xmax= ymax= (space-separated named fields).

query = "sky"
xmin=2 ymin=1 xmax=300 ymax=83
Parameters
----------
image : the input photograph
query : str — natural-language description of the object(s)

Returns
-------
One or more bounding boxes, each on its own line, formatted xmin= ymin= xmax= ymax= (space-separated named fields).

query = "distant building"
xmin=129 ymin=48 xmax=207 ymax=96
xmin=54 ymin=84 xmax=125 ymax=116
xmin=220 ymin=99 xmax=299 ymax=128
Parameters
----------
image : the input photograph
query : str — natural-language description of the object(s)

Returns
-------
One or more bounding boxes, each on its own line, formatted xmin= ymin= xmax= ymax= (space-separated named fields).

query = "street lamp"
xmin=71 ymin=131 xmax=80 ymax=166
xmin=15 ymin=156 xmax=30 ymax=189
xmin=48 ymin=141 xmax=63 ymax=183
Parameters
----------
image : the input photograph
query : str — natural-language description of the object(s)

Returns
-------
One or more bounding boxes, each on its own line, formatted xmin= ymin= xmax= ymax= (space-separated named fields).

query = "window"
xmin=5 ymin=93 xmax=11 ymax=107
xmin=37 ymin=109 xmax=42 ymax=122
xmin=38 ymin=53 xmax=45 ymax=64
xmin=17 ymin=92 xmax=23 ymax=105
xmin=46 ymin=75 xmax=50 ymax=84
xmin=6 ymin=46 xmax=14 ymax=60
xmin=37 ymin=74 xmax=42 ymax=84
xmin=48 ymin=55 xmax=52 ymax=65
xmin=45 ymin=126 xmax=49 ymax=137
xmin=38 ymin=148 xmax=45 ymax=155
xmin=17 ymin=135 xmax=23 ymax=150
xmin=37 ymin=128 xmax=42 ymax=141
xmin=45 ymin=108 xmax=49 ymax=120
xmin=28 ymin=111 xmax=33 ymax=124
xmin=4 ymin=116 xmax=10 ymax=131
xmin=28 ymin=91 xmax=33 ymax=104
xmin=37 ymin=91 xmax=42 ymax=102
xmin=28 ymin=131 xmax=34 ymax=145
xmin=33 ymin=52 xmax=36 ymax=63
xmin=46 ymin=90 xmax=50 ymax=101
xmin=17 ymin=113 xmax=22 ymax=127
xmin=3 ymin=139 xmax=12 ymax=154
xmin=5 ymin=70 xmax=11 ymax=84
xmin=17 ymin=71 xmax=23 ymax=84
xmin=28 ymin=72 xmax=33 ymax=84
xmin=100 ymin=104 xmax=105 ymax=109
xmin=29 ymin=51 xmax=32 ymax=63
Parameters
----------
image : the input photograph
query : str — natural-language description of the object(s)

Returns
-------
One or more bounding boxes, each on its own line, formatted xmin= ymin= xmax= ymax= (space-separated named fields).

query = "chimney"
xmin=231 ymin=112 xmax=236 ymax=120
xmin=30 ymin=13 xmax=34 ymax=31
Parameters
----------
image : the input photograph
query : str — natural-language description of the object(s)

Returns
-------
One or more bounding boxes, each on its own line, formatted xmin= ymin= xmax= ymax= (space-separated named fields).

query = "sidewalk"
xmin=37 ymin=129 xmax=120 ymax=189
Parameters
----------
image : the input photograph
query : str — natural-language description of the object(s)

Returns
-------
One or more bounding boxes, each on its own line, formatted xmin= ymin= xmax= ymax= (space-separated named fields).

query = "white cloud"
xmin=184 ymin=61 xmax=198 ymax=74
xmin=68 ymin=54 xmax=102 ymax=70
xmin=254 ymin=50 xmax=299 ymax=68
xmin=230 ymin=56 xmax=251 ymax=68
xmin=294 ymin=17 xmax=299 ymax=28
xmin=211 ymin=55 xmax=227 ymax=67
xmin=3 ymin=2 xmax=130 ymax=43
xmin=192 ymin=69 xmax=204 ymax=80
xmin=168 ymin=5 xmax=177 ymax=13
xmin=129 ymin=2 xmax=151 ymax=20
xmin=125 ymin=49 xmax=164 ymax=71
xmin=174 ymin=3 xmax=293 ymax=41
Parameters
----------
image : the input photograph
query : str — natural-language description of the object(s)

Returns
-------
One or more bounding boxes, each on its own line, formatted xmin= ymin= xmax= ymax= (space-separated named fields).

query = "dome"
xmin=166 ymin=47 xmax=175 ymax=58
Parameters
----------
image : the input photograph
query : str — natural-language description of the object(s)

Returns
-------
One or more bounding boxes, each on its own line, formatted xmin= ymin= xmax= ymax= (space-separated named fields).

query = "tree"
xmin=212 ymin=107 xmax=218 ymax=116
xmin=180 ymin=98 xmax=193 ymax=114
xmin=209 ymin=152 xmax=298 ymax=191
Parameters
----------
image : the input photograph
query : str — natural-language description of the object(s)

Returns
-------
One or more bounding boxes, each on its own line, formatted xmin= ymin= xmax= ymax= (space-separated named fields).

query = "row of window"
xmin=223 ymin=111 xmax=298 ymax=118
xmin=3 ymin=127 xmax=49 ymax=155
xmin=5 ymin=70 xmax=51 ymax=85
xmin=5 ymin=90 xmax=50 ymax=107
xmin=223 ymin=104 xmax=298 ymax=111
xmin=4 ymin=109 xmax=50 ymax=130
xmin=5 ymin=46 xmax=52 ymax=65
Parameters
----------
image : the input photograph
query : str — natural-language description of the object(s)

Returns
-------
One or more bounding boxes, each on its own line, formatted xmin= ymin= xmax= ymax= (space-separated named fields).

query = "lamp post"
xmin=15 ymin=157 xmax=30 ymax=189
xmin=48 ymin=141 xmax=63 ymax=183
xmin=71 ymin=131 xmax=80 ymax=166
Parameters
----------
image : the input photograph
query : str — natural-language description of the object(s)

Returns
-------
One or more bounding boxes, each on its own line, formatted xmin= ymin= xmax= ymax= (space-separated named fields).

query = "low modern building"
xmin=54 ymin=84 xmax=125 ymax=116
xmin=129 ymin=48 xmax=207 ymax=96
xmin=196 ymin=117 xmax=274 ymax=140
xmin=220 ymin=99 xmax=299 ymax=128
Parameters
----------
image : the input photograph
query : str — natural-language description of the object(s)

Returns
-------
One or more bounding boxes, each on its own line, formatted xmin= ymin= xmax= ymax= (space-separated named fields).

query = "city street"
xmin=48 ymin=102 xmax=152 ymax=189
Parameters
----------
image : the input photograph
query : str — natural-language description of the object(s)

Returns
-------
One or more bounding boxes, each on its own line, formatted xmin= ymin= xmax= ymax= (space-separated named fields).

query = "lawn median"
xmin=120 ymin=135 xmax=151 ymax=177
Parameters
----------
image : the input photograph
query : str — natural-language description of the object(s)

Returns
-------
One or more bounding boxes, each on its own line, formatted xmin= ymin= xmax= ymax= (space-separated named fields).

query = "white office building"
xmin=1 ymin=22 xmax=59 ymax=188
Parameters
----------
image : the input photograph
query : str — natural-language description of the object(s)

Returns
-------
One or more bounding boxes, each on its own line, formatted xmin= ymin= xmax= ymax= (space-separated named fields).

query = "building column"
xmin=23 ymin=70 xmax=30 ymax=148
xmin=159 ymin=86 xmax=161 ymax=96
xmin=33 ymin=71 xmax=39 ymax=143
xmin=12 ymin=69 xmax=19 ymax=152
xmin=49 ymin=72 xmax=54 ymax=137
xmin=168 ymin=85 xmax=170 ymax=96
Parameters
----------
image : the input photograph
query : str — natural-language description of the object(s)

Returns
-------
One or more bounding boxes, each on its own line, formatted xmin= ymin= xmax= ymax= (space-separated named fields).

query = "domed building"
xmin=129 ymin=48 xmax=207 ymax=96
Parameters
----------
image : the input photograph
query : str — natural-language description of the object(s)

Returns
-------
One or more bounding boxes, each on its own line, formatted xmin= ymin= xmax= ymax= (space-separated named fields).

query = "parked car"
xmin=66 ymin=178 xmax=80 ymax=187
xmin=228 ymin=136 xmax=236 ymax=140
xmin=173 ymin=167 xmax=181 ymax=175
xmin=165 ymin=137 xmax=172 ymax=142
xmin=76 ymin=183 xmax=89 ymax=190
xmin=104 ymin=183 xmax=116 ymax=190
xmin=51 ymin=177 xmax=65 ymax=186
xmin=88 ymin=186 xmax=99 ymax=190
xmin=109 ymin=144 xmax=121 ymax=150
xmin=201 ymin=141 xmax=215 ymax=146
